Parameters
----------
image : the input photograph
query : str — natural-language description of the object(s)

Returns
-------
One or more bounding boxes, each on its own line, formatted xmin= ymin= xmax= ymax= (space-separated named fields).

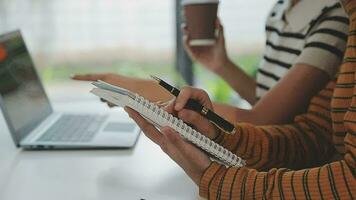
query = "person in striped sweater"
xmin=183 ymin=0 xmax=349 ymax=125
xmin=73 ymin=0 xmax=349 ymax=127
xmin=125 ymin=0 xmax=356 ymax=198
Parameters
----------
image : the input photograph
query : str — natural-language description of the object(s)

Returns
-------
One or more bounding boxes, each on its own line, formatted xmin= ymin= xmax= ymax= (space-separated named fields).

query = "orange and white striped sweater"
xmin=199 ymin=1 xmax=356 ymax=199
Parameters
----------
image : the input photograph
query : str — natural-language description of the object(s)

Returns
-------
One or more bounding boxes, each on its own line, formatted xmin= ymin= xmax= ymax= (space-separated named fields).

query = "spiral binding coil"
xmin=131 ymin=94 xmax=245 ymax=167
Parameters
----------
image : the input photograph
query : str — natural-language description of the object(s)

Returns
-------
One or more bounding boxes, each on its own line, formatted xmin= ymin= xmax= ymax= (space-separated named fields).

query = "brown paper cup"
xmin=183 ymin=0 xmax=219 ymax=46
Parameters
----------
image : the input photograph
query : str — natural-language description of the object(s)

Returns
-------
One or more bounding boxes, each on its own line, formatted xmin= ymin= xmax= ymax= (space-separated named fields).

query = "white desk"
xmin=0 ymin=83 xmax=201 ymax=200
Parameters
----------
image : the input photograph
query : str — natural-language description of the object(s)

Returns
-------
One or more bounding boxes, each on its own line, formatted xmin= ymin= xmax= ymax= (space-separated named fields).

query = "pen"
xmin=150 ymin=75 xmax=236 ymax=135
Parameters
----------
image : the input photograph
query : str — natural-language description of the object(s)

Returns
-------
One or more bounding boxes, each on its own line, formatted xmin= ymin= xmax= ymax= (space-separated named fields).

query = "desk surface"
xmin=0 ymin=83 xmax=201 ymax=200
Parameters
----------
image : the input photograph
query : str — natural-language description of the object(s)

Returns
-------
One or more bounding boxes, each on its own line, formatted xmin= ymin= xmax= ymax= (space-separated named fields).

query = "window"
xmin=0 ymin=0 xmax=276 ymax=105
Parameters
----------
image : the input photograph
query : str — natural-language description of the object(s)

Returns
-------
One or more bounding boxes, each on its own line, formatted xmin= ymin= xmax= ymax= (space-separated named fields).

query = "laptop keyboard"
xmin=37 ymin=114 xmax=108 ymax=142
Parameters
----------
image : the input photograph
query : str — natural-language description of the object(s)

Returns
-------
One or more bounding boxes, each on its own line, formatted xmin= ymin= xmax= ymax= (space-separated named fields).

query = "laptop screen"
xmin=0 ymin=31 xmax=52 ymax=145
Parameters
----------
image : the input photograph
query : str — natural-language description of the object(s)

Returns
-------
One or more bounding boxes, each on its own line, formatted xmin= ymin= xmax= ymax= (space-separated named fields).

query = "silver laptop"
xmin=0 ymin=30 xmax=140 ymax=149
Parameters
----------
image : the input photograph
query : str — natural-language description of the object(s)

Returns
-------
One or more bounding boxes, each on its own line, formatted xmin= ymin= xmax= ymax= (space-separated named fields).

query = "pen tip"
xmin=150 ymin=75 xmax=161 ymax=82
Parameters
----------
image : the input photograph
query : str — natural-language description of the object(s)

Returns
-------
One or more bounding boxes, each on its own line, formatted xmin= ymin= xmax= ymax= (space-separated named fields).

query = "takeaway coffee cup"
xmin=182 ymin=0 xmax=219 ymax=46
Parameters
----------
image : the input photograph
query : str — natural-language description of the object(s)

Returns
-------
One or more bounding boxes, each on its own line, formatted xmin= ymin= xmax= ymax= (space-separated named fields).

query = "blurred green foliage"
xmin=194 ymin=55 xmax=260 ymax=103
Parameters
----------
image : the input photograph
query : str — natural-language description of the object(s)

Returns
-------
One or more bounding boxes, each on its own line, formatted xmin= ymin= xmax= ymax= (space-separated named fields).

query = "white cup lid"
xmin=182 ymin=0 xmax=219 ymax=6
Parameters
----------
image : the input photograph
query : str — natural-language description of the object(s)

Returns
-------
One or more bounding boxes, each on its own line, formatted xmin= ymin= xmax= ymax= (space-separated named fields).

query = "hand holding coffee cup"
xmin=182 ymin=19 xmax=230 ymax=73
xmin=182 ymin=0 xmax=219 ymax=46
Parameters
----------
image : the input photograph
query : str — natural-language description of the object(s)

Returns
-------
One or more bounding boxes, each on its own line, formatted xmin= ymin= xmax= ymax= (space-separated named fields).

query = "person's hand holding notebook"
xmin=91 ymin=80 xmax=245 ymax=167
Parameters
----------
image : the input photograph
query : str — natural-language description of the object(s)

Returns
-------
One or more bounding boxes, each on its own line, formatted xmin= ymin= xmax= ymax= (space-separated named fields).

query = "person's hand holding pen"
xmin=151 ymin=76 xmax=236 ymax=134
xmin=165 ymin=86 xmax=220 ymax=140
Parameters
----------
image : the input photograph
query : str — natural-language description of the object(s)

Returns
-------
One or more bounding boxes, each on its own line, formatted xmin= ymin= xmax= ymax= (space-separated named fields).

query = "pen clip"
xmin=210 ymin=120 xmax=236 ymax=135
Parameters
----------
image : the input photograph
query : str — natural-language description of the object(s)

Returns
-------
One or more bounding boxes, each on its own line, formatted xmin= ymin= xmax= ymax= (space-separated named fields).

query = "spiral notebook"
xmin=90 ymin=80 xmax=245 ymax=167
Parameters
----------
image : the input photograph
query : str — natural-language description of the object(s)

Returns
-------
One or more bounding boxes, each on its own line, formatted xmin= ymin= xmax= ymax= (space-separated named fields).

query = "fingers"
xmin=217 ymin=22 xmax=224 ymax=36
xmin=215 ymin=18 xmax=220 ymax=27
xmin=99 ymin=98 xmax=117 ymax=108
xmin=107 ymin=102 xmax=116 ymax=108
xmin=124 ymin=107 xmax=163 ymax=146
xmin=160 ymin=127 xmax=206 ymax=166
xmin=183 ymin=33 xmax=190 ymax=49
xmin=215 ymin=18 xmax=224 ymax=32
xmin=181 ymin=23 xmax=213 ymax=59
xmin=160 ymin=126 xmax=212 ymax=182
xmin=181 ymin=23 xmax=188 ymax=42
xmin=164 ymin=100 xmax=175 ymax=114
xmin=160 ymin=127 xmax=187 ymax=153
xmin=178 ymin=109 xmax=217 ymax=139
xmin=125 ymin=106 xmax=191 ymax=154
xmin=182 ymin=26 xmax=194 ymax=57
xmin=181 ymin=23 xmax=201 ymax=59
xmin=181 ymin=23 xmax=188 ymax=35
xmin=126 ymin=106 xmax=211 ymax=183
xmin=71 ymin=74 xmax=106 ymax=81
xmin=219 ymin=22 xmax=224 ymax=32
xmin=174 ymin=86 xmax=212 ymax=111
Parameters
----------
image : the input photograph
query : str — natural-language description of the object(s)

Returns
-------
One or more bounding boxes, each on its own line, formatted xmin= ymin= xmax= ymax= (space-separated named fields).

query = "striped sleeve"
xmin=200 ymin=97 xmax=356 ymax=199
xmin=296 ymin=7 xmax=349 ymax=77
xmin=199 ymin=76 xmax=356 ymax=199
xmin=214 ymin=83 xmax=336 ymax=170
xmin=199 ymin=160 xmax=355 ymax=199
